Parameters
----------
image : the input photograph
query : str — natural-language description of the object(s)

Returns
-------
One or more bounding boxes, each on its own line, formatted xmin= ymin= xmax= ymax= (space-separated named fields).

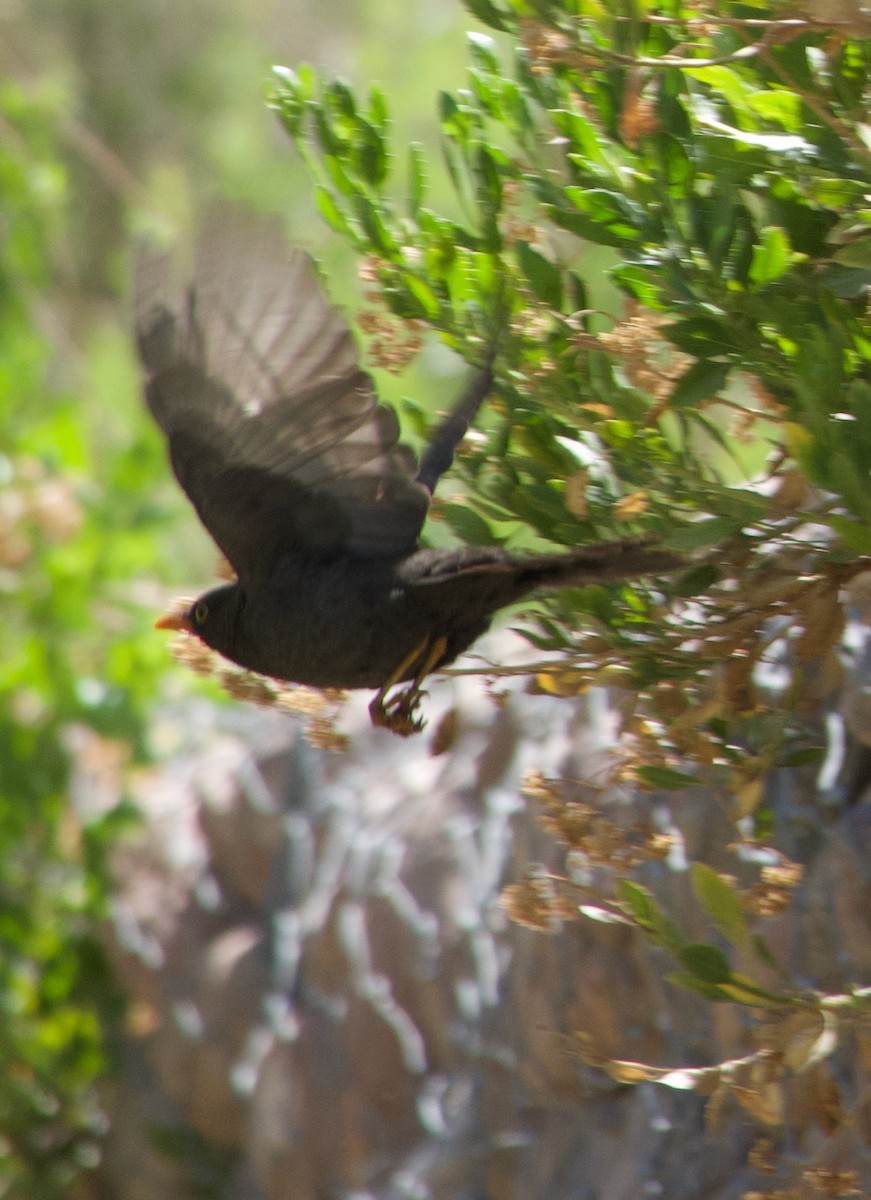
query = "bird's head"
xmin=155 ymin=583 xmax=243 ymax=657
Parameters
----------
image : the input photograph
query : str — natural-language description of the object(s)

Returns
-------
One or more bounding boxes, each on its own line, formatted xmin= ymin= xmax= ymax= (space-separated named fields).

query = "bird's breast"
xmin=229 ymin=557 xmax=443 ymax=690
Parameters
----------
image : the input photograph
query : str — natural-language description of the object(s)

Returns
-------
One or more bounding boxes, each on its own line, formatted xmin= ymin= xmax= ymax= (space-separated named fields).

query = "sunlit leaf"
xmin=579 ymin=904 xmax=634 ymax=926
xmin=315 ymin=187 xmax=355 ymax=239
xmin=750 ymin=226 xmax=791 ymax=286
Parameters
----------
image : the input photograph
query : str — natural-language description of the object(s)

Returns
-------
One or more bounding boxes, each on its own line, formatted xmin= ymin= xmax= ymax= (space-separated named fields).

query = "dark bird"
xmin=137 ymin=219 xmax=679 ymax=734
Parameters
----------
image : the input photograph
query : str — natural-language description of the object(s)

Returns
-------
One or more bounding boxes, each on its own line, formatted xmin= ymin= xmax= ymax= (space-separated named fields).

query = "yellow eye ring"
xmin=193 ymin=602 xmax=209 ymax=625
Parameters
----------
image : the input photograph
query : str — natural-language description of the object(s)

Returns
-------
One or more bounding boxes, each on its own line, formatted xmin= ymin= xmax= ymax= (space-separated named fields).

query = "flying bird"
xmin=137 ymin=218 xmax=679 ymax=734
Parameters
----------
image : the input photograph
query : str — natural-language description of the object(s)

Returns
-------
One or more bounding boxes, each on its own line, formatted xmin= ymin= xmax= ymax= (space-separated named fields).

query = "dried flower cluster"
xmin=357 ymin=258 xmax=425 ymax=373
xmin=618 ymin=73 xmax=660 ymax=147
xmin=501 ymin=866 xmax=575 ymax=932
xmin=743 ymin=858 xmax=805 ymax=916
xmin=509 ymin=774 xmax=807 ymax=966
xmin=499 ymin=178 xmax=544 ymax=250
xmin=597 ymin=302 xmax=692 ymax=406
xmin=519 ymin=18 xmax=590 ymax=74
xmin=743 ymin=1167 xmax=863 ymax=1200
xmin=170 ymin=629 xmax=350 ymax=751
xmin=523 ymin=771 xmax=673 ymax=872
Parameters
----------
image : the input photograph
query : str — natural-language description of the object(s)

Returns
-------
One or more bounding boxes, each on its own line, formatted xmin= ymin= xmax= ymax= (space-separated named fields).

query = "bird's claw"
xmin=369 ymin=686 xmax=427 ymax=737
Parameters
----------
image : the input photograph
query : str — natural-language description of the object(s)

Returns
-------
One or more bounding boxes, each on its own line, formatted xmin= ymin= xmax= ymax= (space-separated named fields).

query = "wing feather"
xmin=136 ymin=217 xmax=429 ymax=578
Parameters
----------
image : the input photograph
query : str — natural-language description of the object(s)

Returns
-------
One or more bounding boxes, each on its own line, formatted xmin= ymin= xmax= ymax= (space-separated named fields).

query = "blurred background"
xmin=2 ymin=2 xmax=492 ymax=1195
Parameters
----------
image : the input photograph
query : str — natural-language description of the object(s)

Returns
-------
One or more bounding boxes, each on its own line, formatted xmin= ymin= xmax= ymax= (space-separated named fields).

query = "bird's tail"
xmin=511 ymin=537 xmax=682 ymax=591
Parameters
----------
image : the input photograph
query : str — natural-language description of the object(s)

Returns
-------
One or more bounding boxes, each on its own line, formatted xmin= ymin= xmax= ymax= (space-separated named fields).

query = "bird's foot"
xmin=369 ymin=685 xmax=427 ymax=737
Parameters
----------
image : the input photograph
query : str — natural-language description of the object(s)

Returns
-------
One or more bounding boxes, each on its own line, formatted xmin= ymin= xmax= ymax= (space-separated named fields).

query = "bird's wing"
xmin=135 ymin=217 xmax=430 ymax=580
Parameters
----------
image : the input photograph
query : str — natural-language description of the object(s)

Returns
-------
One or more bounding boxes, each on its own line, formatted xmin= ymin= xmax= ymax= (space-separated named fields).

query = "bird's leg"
xmin=369 ymin=635 xmax=450 ymax=736
xmin=368 ymin=640 xmax=431 ymax=734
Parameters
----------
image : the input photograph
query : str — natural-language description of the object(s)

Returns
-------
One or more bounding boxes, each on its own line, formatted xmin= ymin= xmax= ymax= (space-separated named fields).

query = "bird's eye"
xmin=193 ymin=602 xmax=209 ymax=625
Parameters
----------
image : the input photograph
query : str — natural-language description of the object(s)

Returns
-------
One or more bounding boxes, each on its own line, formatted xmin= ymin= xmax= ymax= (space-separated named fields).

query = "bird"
xmin=136 ymin=217 xmax=680 ymax=735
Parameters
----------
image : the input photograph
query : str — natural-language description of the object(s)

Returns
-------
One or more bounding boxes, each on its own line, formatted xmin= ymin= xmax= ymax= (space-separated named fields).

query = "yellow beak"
xmin=154 ymin=610 xmax=191 ymax=632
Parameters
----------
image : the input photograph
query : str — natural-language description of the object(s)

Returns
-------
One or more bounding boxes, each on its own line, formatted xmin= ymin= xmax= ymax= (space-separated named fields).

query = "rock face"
xmin=100 ymin=664 xmax=871 ymax=1199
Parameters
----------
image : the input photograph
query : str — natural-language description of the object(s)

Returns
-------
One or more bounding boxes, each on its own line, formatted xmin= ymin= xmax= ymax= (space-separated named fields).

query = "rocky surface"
xmin=97 ymin=644 xmax=871 ymax=1199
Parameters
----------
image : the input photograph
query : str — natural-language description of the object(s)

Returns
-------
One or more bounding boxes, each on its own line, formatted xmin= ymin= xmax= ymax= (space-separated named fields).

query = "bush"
xmin=269 ymin=3 xmax=871 ymax=1189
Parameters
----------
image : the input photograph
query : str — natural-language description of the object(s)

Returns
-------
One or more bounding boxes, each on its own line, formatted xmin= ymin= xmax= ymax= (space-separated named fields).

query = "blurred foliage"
xmin=270 ymin=2 xmax=871 ymax=1188
xmin=0 ymin=77 xmax=136 ymax=1196
xmin=0 ymin=0 xmax=316 ymax=1184
xmin=504 ymin=769 xmax=871 ymax=1194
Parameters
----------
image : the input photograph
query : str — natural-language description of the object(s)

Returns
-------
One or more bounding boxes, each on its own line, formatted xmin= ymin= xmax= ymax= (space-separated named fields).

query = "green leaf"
xmin=778 ymin=745 xmax=826 ymax=768
xmin=395 ymin=274 xmax=441 ymax=320
xmin=691 ymin=864 xmax=749 ymax=949
xmin=516 ymin=241 xmax=563 ymax=309
xmin=680 ymin=409 xmax=745 ymax=472
xmin=612 ymin=263 xmax=670 ymax=308
xmin=438 ymin=501 xmax=499 ymax=545
xmin=707 ymin=487 xmax=769 ymax=523
xmin=463 ymin=0 xmax=511 ymax=31
xmin=439 ymin=91 xmax=477 ymax=147
xmin=677 ymin=942 xmax=732 ymax=985
xmin=684 ymin=65 xmax=756 ymax=117
xmin=832 ymin=237 xmax=871 ymax=268
xmin=353 ymin=116 xmax=389 ymax=187
xmin=315 ymin=187 xmax=355 ymax=239
xmin=716 ymin=974 xmax=787 ymax=1007
xmin=665 ymin=316 xmax=740 ymax=358
xmin=671 ymin=562 xmax=721 ymax=597
xmin=746 ymin=88 xmax=803 ymax=132
xmin=618 ymin=880 xmax=684 ymax=953
xmin=618 ymin=880 xmax=657 ymax=924
xmin=663 ymin=516 xmax=743 ymax=551
xmin=313 ymin=105 xmax=343 ymax=157
xmin=665 ymin=971 xmax=736 ymax=1001
xmin=367 ymin=83 xmax=389 ymax=131
xmin=669 ymin=360 xmax=731 ymax=409
xmin=658 ymin=135 xmax=694 ymax=193
xmin=468 ymin=31 xmax=500 ymax=73
xmin=636 ymin=765 xmax=696 ymax=790
xmin=553 ymin=110 xmax=615 ymax=176
xmin=323 ymin=149 xmax=357 ymax=197
xmin=474 ymin=144 xmax=504 ymax=238
xmin=556 ymin=188 xmax=647 ymax=245
xmin=352 ymin=193 xmax=397 ymax=255
xmin=268 ymin=65 xmax=314 ymax=135
xmin=327 ymin=77 xmax=357 ymax=120
xmin=408 ymin=142 xmax=426 ymax=216
xmin=750 ymin=226 xmax=791 ymax=286
xmin=824 ymin=514 xmax=871 ymax=555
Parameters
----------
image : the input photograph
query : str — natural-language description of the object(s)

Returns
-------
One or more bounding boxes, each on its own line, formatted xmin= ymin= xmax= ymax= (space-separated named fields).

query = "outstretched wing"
xmin=136 ymin=216 xmax=430 ymax=581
